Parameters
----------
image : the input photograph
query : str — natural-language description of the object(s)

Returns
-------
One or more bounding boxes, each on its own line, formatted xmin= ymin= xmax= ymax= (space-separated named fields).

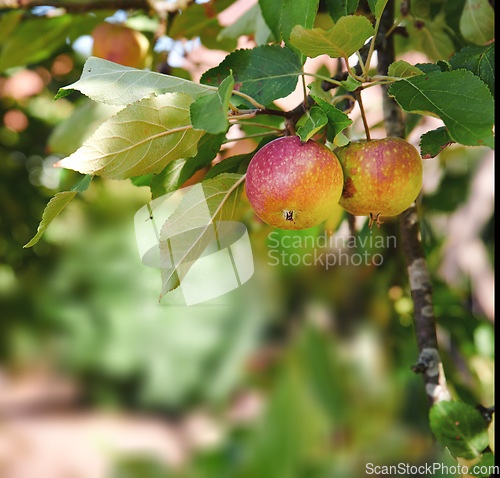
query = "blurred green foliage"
xmin=0 ymin=1 xmax=494 ymax=477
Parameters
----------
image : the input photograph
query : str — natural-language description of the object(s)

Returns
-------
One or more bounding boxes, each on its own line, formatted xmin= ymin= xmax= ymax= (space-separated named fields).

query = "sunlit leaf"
xmin=56 ymin=93 xmax=204 ymax=179
xmin=388 ymin=60 xmax=425 ymax=78
xmin=297 ymin=106 xmax=328 ymax=141
xmin=159 ymin=174 xmax=245 ymax=296
xmin=290 ymin=16 xmax=374 ymax=59
xmin=24 ymin=175 xmax=92 ymax=248
xmin=150 ymin=133 xmax=225 ymax=198
xmin=48 ymin=101 xmax=122 ymax=155
xmin=56 ymin=57 xmax=214 ymax=106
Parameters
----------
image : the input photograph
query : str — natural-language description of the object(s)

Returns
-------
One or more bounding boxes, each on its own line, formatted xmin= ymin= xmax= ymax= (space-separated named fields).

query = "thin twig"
xmin=356 ymin=90 xmax=371 ymax=140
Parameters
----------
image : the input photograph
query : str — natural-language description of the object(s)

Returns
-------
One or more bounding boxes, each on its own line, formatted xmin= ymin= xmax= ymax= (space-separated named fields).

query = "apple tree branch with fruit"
xmin=13 ymin=0 xmax=494 ymax=467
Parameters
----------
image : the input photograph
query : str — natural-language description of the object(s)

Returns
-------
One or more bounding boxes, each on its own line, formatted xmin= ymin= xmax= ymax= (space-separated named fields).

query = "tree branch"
xmin=8 ymin=0 xmax=195 ymax=14
xmin=377 ymin=0 xmax=450 ymax=407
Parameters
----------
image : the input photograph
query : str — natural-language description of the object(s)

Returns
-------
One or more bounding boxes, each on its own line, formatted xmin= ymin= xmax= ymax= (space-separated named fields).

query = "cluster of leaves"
xmin=22 ymin=0 xmax=494 ymax=303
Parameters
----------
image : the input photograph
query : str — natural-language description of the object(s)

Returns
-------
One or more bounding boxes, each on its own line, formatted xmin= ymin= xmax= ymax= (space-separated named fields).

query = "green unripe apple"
xmin=245 ymin=136 xmax=344 ymax=230
xmin=336 ymin=138 xmax=423 ymax=226
xmin=92 ymin=23 xmax=149 ymax=69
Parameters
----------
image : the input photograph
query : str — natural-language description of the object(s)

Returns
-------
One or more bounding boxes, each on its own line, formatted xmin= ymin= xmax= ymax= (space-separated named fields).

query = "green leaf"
xmin=419 ymin=127 xmax=454 ymax=158
xmin=280 ymin=0 xmax=320 ymax=62
xmin=200 ymin=45 xmax=302 ymax=107
xmin=472 ymin=452 xmax=495 ymax=477
xmin=325 ymin=0 xmax=360 ymax=22
xmin=150 ymin=133 xmax=225 ymax=199
xmin=0 ymin=15 xmax=73 ymax=72
xmin=290 ymin=16 xmax=374 ymax=59
xmin=258 ymin=0 xmax=283 ymax=42
xmin=459 ymin=0 xmax=495 ymax=45
xmin=239 ymin=346 xmax=329 ymax=478
xmin=389 ymin=70 xmax=494 ymax=148
xmin=48 ymin=101 xmax=122 ymax=155
xmin=312 ymin=97 xmax=353 ymax=143
xmin=449 ymin=44 xmax=495 ymax=96
xmin=340 ymin=76 xmax=362 ymax=91
xmin=388 ymin=60 xmax=425 ymax=78
xmin=367 ymin=0 xmax=388 ymax=18
xmin=297 ymin=107 xmax=328 ymax=141
xmin=130 ymin=174 xmax=154 ymax=187
xmin=0 ymin=10 xmax=22 ymax=44
xmin=159 ymin=174 xmax=245 ymax=296
xmin=205 ymin=153 xmax=253 ymax=180
xmin=429 ymin=401 xmax=489 ymax=459
xmin=190 ymin=74 xmax=234 ymax=134
xmin=56 ymin=93 xmax=204 ymax=180
xmin=168 ymin=1 xmax=237 ymax=51
xmin=218 ymin=3 xmax=273 ymax=45
xmin=56 ymin=57 xmax=215 ymax=106
xmin=405 ymin=14 xmax=456 ymax=61
xmin=415 ymin=62 xmax=442 ymax=74
xmin=23 ymin=175 xmax=92 ymax=248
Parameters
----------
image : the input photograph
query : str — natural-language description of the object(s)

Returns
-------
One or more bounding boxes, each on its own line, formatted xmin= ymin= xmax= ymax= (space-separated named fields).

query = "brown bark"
xmin=377 ymin=0 xmax=450 ymax=407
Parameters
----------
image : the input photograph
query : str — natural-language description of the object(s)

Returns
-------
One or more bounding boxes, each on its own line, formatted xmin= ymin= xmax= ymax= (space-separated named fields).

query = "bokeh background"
xmin=0 ymin=1 xmax=494 ymax=477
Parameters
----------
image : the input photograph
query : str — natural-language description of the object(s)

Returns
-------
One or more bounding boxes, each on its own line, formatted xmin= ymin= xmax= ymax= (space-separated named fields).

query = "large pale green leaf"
xmin=48 ymin=101 xmax=122 ymax=155
xmin=280 ymin=0 xmax=320 ymax=62
xmin=0 ymin=15 xmax=73 ymax=72
xmin=150 ymin=133 xmax=225 ymax=199
xmin=56 ymin=57 xmax=214 ymax=106
xmin=200 ymin=45 xmax=302 ymax=107
xmin=56 ymin=93 xmax=204 ymax=179
xmin=190 ymin=74 xmax=234 ymax=134
xmin=389 ymin=70 xmax=494 ymax=148
xmin=449 ymin=44 xmax=495 ymax=96
xmin=325 ymin=0 xmax=359 ymax=22
xmin=290 ymin=15 xmax=374 ymax=59
xmin=159 ymin=174 xmax=245 ymax=296
xmin=24 ymin=175 xmax=92 ymax=248
xmin=460 ymin=0 xmax=495 ymax=45
xmin=430 ymin=401 xmax=489 ymax=459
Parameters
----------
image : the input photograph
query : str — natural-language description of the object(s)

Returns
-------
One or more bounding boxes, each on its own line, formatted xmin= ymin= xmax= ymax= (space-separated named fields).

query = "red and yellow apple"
xmin=336 ymin=138 xmax=423 ymax=226
xmin=91 ymin=23 xmax=149 ymax=69
xmin=245 ymin=136 xmax=344 ymax=230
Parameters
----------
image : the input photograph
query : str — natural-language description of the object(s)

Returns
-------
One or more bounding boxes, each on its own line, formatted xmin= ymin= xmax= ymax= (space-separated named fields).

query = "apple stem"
xmin=356 ymin=91 xmax=371 ymax=141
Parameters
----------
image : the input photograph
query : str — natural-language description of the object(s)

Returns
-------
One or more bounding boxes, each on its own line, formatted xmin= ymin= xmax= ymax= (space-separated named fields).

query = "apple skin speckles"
xmin=245 ymin=136 xmax=344 ymax=230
